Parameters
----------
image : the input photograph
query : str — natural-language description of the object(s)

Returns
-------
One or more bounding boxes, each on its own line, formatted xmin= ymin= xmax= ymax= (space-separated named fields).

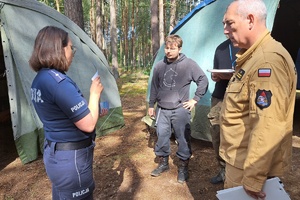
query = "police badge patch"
xmin=255 ymin=89 xmax=272 ymax=109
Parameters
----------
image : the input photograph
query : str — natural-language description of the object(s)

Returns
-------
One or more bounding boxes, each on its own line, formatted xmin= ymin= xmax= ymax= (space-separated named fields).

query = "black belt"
xmin=47 ymin=137 xmax=93 ymax=151
xmin=160 ymin=107 xmax=179 ymax=110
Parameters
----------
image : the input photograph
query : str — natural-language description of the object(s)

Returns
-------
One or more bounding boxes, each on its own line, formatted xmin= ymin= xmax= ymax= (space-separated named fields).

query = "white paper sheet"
xmin=207 ymin=69 xmax=235 ymax=73
xmin=91 ymin=70 xmax=99 ymax=81
xmin=216 ymin=177 xmax=291 ymax=200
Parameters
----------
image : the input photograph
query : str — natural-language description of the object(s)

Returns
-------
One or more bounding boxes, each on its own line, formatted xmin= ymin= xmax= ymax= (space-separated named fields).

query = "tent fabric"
xmin=0 ymin=0 xmax=124 ymax=164
xmin=271 ymin=0 xmax=300 ymax=88
xmin=144 ymin=0 xmax=280 ymax=141
xmin=171 ymin=0 xmax=215 ymax=34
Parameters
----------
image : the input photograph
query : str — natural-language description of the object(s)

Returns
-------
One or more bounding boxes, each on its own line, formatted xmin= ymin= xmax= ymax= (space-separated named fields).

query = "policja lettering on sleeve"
xmin=70 ymin=100 xmax=86 ymax=112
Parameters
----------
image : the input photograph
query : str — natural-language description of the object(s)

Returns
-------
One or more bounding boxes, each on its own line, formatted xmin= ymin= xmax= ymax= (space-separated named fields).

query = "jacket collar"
xmin=235 ymin=30 xmax=270 ymax=69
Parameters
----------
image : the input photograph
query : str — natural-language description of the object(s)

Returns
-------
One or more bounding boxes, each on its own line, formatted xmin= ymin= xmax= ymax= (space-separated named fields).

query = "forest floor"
xmin=0 ymin=72 xmax=300 ymax=200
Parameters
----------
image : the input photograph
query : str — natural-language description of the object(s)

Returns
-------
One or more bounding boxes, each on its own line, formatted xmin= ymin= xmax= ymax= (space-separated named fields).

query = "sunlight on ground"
xmin=292 ymin=136 xmax=300 ymax=148
xmin=118 ymin=168 xmax=133 ymax=192
xmin=96 ymin=135 xmax=122 ymax=149
xmin=119 ymin=72 xmax=149 ymax=96
xmin=123 ymin=112 xmax=143 ymax=117
xmin=112 ymin=157 xmax=121 ymax=170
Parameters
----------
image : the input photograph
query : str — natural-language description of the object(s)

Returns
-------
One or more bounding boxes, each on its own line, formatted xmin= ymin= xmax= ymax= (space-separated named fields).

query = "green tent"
xmin=0 ymin=0 xmax=124 ymax=164
xmin=143 ymin=0 xmax=299 ymax=141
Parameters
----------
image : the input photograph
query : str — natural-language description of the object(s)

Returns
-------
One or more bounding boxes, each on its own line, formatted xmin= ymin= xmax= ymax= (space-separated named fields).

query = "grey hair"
xmin=234 ymin=0 xmax=267 ymax=23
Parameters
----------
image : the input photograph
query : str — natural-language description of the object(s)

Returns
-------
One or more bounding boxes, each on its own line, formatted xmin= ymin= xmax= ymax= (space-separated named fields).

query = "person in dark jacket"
xmin=208 ymin=38 xmax=239 ymax=184
xmin=148 ymin=34 xmax=208 ymax=183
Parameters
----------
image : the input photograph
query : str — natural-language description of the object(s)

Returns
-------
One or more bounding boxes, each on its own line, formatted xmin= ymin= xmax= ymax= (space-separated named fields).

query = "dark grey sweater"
xmin=149 ymin=53 xmax=208 ymax=109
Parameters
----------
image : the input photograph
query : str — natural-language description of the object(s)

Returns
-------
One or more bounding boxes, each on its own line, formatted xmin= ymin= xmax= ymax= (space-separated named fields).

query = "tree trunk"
xmin=55 ymin=0 xmax=60 ymax=12
xmin=90 ymin=0 xmax=96 ymax=42
xmin=169 ymin=0 xmax=176 ymax=33
xmin=110 ymin=0 xmax=119 ymax=79
xmin=151 ymin=0 xmax=159 ymax=58
xmin=96 ymin=0 xmax=106 ymax=53
xmin=64 ymin=0 xmax=84 ymax=30
xmin=124 ymin=1 xmax=129 ymax=69
xmin=120 ymin=0 xmax=124 ymax=67
xmin=104 ymin=3 xmax=109 ymax=59
xmin=131 ymin=0 xmax=137 ymax=69
xmin=158 ymin=0 xmax=164 ymax=46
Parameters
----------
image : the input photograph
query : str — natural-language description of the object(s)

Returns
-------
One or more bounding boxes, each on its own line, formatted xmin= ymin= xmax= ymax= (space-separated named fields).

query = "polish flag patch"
xmin=258 ymin=68 xmax=271 ymax=77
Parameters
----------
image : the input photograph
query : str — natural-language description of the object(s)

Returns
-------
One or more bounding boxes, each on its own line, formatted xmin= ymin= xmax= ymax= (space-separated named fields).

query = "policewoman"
xmin=29 ymin=26 xmax=105 ymax=199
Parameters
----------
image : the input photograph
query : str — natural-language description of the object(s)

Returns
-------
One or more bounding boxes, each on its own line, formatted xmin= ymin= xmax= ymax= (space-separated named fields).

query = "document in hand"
xmin=216 ymin=177 xmax=291 ymax=200
xmin=91 ymin=70 xmax=99 ymax=81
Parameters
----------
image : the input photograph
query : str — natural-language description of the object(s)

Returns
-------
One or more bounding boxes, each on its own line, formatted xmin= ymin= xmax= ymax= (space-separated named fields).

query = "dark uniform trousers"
xmin=44 ymin=140 xmax=95 ymax=200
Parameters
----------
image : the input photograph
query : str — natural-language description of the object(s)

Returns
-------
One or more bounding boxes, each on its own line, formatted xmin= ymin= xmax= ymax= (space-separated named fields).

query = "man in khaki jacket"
xmin=220 ymin=0 xmax=297 ymax=199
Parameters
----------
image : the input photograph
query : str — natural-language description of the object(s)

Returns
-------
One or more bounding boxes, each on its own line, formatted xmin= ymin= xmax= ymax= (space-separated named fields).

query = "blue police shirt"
xmin=31 ymin=68 xmax=93 ymax=142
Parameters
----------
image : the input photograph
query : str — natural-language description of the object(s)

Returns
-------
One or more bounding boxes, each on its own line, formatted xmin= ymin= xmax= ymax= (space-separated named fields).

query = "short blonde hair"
xmin=165 ymin=34 xmax=183 ymax=48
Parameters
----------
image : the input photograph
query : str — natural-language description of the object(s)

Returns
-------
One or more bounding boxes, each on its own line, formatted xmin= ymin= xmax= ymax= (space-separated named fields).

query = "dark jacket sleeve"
xmin=192 ymin=61 xmax=208 ymax=102
xmin=149 ymin=66 xmax=159 ymax=108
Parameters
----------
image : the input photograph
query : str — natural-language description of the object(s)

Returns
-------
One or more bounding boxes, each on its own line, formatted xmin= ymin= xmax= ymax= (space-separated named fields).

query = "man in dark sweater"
xmin=207 ymin=38 xmax=239 ymax=184
xmin=148 ymin=34 xmax=208 ymax=183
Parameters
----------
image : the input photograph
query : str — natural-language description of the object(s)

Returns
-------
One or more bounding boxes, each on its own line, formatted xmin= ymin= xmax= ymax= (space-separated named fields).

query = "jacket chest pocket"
xmin=225 ymin=81 xmax=249 ymax=112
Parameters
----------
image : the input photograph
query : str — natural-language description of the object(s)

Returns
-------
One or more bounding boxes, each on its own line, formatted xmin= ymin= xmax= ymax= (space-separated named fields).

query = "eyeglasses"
xmin=164 ymin=47 xmax=178 ymax=52
xmin=71 ymin=45 xmax=76 ymax=55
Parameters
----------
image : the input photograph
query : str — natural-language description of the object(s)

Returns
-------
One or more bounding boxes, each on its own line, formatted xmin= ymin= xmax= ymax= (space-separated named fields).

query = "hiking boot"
xmin=151 ymin=156 xmax=169 ymax=177
xmin=177 ymin=159 xmax=189 ymax=184
xmin=210 ymin=167 xmax=225 ymax=184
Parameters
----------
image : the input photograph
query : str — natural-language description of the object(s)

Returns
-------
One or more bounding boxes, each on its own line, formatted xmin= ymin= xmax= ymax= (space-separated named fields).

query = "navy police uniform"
xmin=31 ymin=69 xmax=95 ymax=199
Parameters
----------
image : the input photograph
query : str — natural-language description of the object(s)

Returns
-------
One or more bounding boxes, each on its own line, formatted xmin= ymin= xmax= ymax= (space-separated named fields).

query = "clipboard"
xmin=216 ymin=177 xmax=291 ymax=200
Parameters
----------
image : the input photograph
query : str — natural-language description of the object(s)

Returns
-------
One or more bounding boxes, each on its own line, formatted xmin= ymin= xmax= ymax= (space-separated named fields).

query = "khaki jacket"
xmin=220 ymin=31 xmax=297 ymax=192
